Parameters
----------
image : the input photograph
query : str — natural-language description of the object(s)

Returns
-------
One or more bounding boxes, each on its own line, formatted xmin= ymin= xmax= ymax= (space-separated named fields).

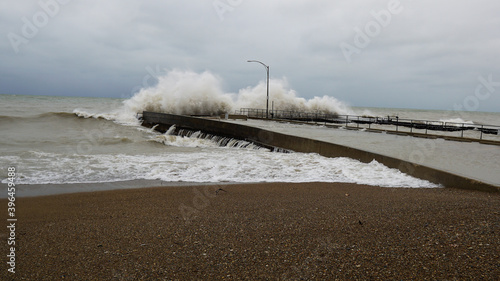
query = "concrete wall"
xmin=142 ymin=111 xmax=499 ymax=192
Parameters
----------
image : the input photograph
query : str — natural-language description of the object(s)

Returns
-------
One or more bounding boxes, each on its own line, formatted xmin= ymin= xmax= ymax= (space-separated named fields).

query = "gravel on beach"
xmin=1 ymin=182 xmax=499 ymax=280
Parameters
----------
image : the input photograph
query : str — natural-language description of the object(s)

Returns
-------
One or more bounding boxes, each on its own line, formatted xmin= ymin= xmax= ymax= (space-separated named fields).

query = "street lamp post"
xmin=247 ymin=60 xmax=269 ymax=119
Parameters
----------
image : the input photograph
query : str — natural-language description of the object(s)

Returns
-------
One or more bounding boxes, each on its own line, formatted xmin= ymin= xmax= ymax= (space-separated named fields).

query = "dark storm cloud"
xmin=1 ymin=0 xmax=499 ymax=111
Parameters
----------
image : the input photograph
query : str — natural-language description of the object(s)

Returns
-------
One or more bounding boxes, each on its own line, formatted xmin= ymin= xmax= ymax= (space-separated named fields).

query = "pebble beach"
xmin=1 ymin=182 xmax=499 ymax=280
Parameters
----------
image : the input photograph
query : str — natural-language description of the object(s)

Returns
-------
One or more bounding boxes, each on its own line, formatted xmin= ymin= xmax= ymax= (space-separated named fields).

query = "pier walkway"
xmin=142 ymin=112 xmax=500 ymax=191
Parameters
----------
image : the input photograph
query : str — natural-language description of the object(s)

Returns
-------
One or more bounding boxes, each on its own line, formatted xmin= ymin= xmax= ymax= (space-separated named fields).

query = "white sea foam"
xmin=1 ymin=150 xmax=439 ymax=188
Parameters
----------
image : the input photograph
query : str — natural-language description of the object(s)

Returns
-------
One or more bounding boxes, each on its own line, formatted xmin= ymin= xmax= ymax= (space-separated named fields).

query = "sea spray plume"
xmin=236 ymin=78 xmax=307 ymax=111
xmin=124 ymin=70 xmax=234 ymax=116
xmin=235 ymin=78 xmax=355 ymax=115
xmin=305 ymin=96 xmax=356 ymax=115
xmin=124 ymin=69 xmax=355 ymax=116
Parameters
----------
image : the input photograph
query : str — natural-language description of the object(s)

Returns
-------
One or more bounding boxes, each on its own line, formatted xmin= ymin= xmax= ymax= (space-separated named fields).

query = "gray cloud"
xmin=1 ymin=0 xmax=499 ymax=111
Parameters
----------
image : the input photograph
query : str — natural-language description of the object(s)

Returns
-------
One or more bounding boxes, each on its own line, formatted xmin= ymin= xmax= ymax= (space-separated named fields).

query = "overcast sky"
xmin=1 ymin=0 xmax=499 ymax=112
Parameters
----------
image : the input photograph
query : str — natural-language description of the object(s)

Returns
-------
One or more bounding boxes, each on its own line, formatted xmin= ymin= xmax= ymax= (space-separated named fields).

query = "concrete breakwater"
xmin=142 ymin=111 xmax=499 ymax=192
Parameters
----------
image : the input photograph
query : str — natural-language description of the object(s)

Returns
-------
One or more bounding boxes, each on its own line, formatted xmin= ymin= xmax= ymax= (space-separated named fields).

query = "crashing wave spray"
xmin=235 ymin=78 xmax=355 ymax=115
xmin=124 ymin=69 xmax=355 ymax=116
xmin=124 ymin=70 xmax=233 ymax=116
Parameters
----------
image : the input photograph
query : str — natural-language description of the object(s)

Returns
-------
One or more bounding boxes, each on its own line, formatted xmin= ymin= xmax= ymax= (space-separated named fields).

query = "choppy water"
xmin=1 ymin=93 xmax=499 ymax=197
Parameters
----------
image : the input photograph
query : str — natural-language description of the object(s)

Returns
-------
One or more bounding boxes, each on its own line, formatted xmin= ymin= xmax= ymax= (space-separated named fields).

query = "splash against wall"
xmin=124 ymin=69 xmax=355 ymax=116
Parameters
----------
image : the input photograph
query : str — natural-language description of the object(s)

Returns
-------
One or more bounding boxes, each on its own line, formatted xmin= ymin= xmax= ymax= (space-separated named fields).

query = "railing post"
xmin=480 ymin=125 xmax=483 ymax=140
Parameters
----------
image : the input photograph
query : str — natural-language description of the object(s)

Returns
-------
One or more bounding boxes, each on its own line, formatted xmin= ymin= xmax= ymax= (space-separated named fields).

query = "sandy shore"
xmin=1 ymin=182 xmax=499 ymax=280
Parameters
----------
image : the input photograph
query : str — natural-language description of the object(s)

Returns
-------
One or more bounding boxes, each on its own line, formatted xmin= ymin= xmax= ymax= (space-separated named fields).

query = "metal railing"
xmin=235 ymin=108 xmax=500 ymax=143
xmin=237 ymin=108 xmax=340 ymax=121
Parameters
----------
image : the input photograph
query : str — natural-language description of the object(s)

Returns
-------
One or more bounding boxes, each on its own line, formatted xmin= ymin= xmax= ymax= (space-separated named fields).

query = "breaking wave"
xmin=123 ymin=69 xmax=355 ymax=116
xmin=438 ymin=118 xmax=474 ymax=125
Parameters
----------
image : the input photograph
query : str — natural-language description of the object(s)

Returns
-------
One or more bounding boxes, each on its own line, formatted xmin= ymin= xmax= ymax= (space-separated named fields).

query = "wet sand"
xmin=1 ymin=182 xmax=499 ymax=280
